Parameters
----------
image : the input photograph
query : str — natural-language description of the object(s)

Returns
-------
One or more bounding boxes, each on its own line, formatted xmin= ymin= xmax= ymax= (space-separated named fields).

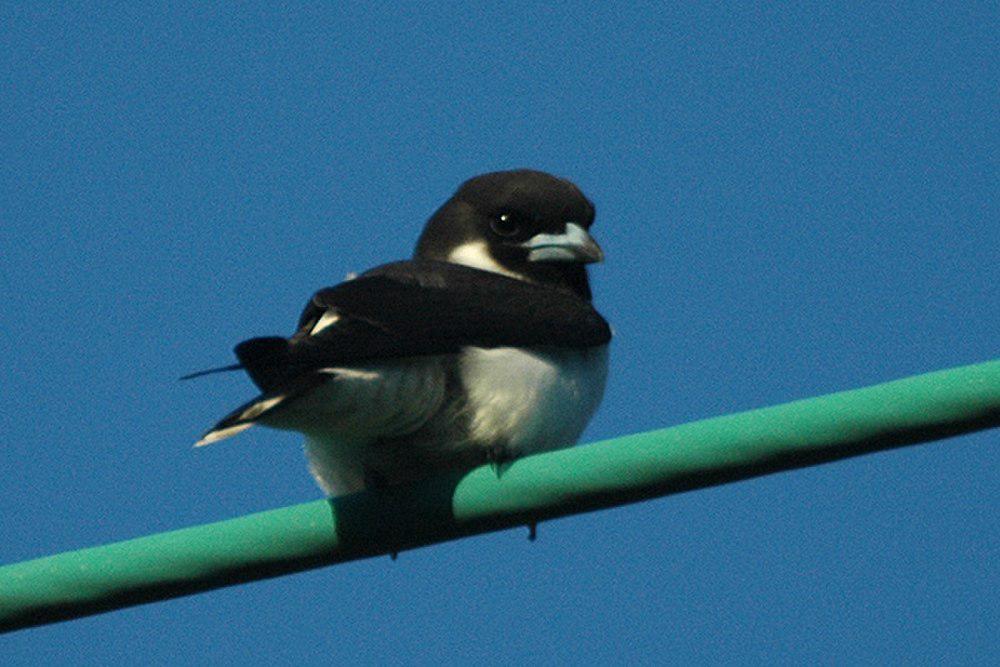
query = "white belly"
xmin=457 ymin=345 xmax=609 ymax=456
xmin=291 ymin=346 xmax=609 ymax=496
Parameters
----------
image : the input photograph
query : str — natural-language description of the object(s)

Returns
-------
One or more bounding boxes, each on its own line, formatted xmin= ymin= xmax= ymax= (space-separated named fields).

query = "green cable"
xmin=2 ymin=359 xmax=998 ymax=633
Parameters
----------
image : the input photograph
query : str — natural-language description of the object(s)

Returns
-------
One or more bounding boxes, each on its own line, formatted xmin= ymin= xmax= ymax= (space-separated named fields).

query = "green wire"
xmin=2 ymin=359 xmax=998 ymax=633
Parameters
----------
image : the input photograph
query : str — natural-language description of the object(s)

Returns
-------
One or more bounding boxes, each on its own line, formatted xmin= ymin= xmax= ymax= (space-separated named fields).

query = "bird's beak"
xmin=521 ymin=223 xmax=604 ymax=264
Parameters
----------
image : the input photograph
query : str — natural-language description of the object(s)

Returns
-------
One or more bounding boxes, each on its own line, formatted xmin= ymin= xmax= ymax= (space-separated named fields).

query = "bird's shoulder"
xmin=300 ymin=260 xmax=610 ymax=347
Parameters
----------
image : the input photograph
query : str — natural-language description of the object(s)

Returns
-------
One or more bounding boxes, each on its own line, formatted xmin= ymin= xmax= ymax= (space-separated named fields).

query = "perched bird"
xmin=193 ymin=170 xmax=611 ymax=496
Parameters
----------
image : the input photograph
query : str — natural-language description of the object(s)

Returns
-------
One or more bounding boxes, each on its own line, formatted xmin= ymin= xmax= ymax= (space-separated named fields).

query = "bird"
xmin=191 ymin=169 xmax=611 ymax=496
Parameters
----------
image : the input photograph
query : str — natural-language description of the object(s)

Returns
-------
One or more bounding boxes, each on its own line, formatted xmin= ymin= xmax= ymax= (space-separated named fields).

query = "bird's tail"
xmin=194 ymin=371 xmax=329 ymax=446
xmin=194 ymin=390 xmax=292 ymax=446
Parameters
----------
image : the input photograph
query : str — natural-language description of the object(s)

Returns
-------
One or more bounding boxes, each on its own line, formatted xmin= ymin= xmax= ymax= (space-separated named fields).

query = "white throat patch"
xmin=447 ymin=241 xmax=527 ymax=280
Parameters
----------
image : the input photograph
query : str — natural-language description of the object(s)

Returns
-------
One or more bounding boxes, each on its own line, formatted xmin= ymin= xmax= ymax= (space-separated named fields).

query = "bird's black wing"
xmin=236 ymin=260 xmax=611 ymax=392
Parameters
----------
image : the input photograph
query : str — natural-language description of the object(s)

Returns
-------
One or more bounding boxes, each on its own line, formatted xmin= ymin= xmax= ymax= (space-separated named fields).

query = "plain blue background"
xmin=2 ymin=3 xmax=997 ymax=664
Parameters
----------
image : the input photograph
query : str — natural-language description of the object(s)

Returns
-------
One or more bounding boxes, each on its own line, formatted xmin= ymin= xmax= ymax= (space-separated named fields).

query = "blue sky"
xmin=2 ymin=3 xmax=997 ymax=664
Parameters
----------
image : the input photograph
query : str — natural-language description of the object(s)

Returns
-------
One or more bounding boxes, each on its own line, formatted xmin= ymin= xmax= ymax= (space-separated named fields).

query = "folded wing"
xmin=196 ymin=260 xmax=612 ymax=445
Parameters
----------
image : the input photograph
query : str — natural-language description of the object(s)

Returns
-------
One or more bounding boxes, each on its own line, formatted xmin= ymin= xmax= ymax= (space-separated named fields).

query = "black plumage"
xmin=237 ymin=260 xmax=610 ymax=393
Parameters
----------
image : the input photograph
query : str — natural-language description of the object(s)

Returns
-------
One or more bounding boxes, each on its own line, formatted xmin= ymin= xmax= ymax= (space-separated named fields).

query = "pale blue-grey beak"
xmin=521 ymin=223 xmax=604 ymax=264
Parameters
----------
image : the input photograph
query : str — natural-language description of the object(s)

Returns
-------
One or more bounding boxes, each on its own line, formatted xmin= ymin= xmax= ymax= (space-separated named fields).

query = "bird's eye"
xmin=490 ymin=213 xmax=523 ymax=238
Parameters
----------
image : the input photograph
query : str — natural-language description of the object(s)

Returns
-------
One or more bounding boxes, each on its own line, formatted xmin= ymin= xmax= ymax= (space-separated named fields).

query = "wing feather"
xmin=237 ymin=260 xmax=611 ymax=392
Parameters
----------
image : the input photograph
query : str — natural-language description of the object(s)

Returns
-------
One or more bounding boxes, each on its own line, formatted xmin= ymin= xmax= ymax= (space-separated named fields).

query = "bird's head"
xmin=416 ymin=170 xmax=602 ymax=299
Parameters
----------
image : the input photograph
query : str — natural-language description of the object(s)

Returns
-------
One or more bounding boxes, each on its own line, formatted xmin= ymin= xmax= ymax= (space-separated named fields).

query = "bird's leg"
xmin=361 ymin=466 xmax=402 ymax=561
xmin=528 ymin=522 xmax=537 ymax=541
xmin=486 ymin=444 xmax=520 ymax=479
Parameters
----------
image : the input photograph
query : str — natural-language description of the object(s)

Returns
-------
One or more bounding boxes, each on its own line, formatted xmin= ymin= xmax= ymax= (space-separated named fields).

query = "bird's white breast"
xmin=288 ymin=346 xmax=608 ymax=495
xmin=456 ymin=345 xmax=609 ymax=456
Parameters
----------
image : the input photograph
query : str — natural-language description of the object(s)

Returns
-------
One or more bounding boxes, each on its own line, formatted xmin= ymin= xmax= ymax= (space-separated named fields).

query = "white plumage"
xmin=276 ymin=345 xmax=607 ymax=495
xmin=457 ymin=346 xmax=608 ymax=457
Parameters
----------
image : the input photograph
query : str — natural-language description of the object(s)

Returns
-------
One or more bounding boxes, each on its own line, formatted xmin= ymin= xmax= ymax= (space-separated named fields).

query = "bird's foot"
xmin=486 ymin=445 xmax=520 ymax=479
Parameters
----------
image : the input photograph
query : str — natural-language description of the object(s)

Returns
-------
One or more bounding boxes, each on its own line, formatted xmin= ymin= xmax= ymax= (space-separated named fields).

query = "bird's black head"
xmin=415 ymin=170 xmax=602 ymax=300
